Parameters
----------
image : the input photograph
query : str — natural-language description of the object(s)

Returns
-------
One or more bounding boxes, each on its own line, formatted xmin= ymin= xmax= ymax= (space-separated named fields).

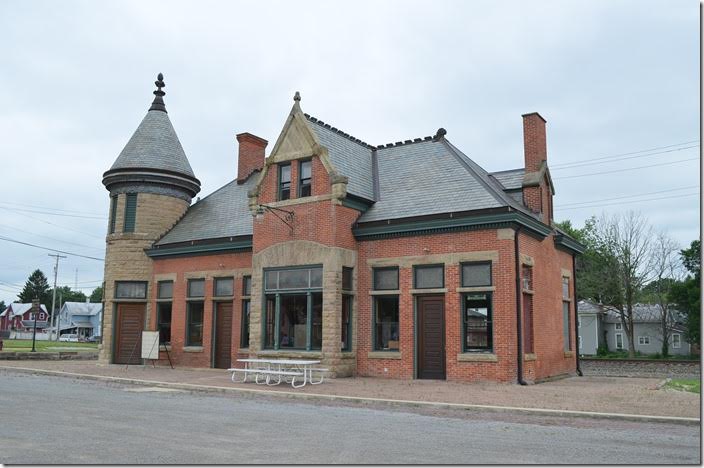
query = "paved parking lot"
xmin=0 ymin=373 xmax=700 ymax=464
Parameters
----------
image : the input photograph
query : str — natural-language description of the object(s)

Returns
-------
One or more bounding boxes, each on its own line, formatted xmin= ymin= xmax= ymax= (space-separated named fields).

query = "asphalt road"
xmin=0 ymin=372 xmax=700 ymax=464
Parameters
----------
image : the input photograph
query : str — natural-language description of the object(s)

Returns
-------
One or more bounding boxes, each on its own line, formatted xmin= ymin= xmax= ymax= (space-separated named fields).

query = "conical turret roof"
xmin=108 ymin=109 xmax=196 ymax=178
xmin=103 ymin=74 xmax=200 ymax=200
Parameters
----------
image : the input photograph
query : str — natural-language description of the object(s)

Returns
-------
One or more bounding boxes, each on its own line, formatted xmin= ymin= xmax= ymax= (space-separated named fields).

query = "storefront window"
xmin=374 ymin=296 xmax=399 ymax=351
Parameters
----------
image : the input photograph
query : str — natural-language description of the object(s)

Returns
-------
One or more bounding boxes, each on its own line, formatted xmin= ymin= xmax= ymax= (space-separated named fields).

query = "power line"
xmin=0 ymin=223 xmax=105 ymax=252
xmin=551 ymin=144 xmax=699 ymax=170
xmin=555 ymin=192 xmax=699 ymax=211
xmin=0 ymin=236 xmax=104 ymax=262
xmin=0 ymin=206 xmax=104 ymax=239
xmin=0 ymin=205 xmax=105 ymax=220
xmin=0 ymin=201 xmax=104 ymax=216
xmin=550 ymin=139 xmax=699 ymax=168
xmin=553 ymin=157 xmax=699 ymax=180
xmin=559 ymin=185 xmax=699 ymax=207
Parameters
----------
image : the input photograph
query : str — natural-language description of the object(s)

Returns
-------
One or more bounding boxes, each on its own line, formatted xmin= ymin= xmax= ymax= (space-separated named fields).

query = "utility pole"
xmin=48 ymin=254 xmax=67 ymax=341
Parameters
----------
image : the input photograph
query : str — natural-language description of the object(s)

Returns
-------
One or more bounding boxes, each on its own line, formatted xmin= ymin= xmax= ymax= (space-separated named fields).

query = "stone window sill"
xmin=369 ymin=290 xmax=400 ymax=296
xmin=237 ymin=348 xmax=249 ymax=354
xmin=522 ymin=288 xmax=534 ymax=295
xmin=410 ymin=288 xmax=448 ymax=294
xmin=257 ymin=350 xmax=323 ymax=359
xmin=563 ymin=351 xmax=574 ymax=358
xmin=183 ymin=346 xmax=203 ymax=353
xmin=367 ymin=351 xmax=401 ymax=360
xmin=524 ymin=353 xmax=537 ymax=361
xmin=457 ymin=353 xmax=498 ymax=362
xmin=456 ymin=286 xmax=496 ymax=293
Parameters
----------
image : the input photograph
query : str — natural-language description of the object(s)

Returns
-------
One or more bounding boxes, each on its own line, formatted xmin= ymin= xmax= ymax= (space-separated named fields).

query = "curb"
xmin=0 ymin=365 xmax=699 ymax=426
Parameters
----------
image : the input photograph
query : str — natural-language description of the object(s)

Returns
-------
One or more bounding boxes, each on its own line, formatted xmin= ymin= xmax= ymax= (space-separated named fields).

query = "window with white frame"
xmin=615 ymin=333 xmax=623 ymax=350
xmin=638 ymin=336 xmax=650 ymax=345
xmin=615 ymin=322 xmax=622 ymax=330
xmin=578 ymin=336 xmax=582 ymax=349
xmin=672 ymin=333 xmax=681 ymax=349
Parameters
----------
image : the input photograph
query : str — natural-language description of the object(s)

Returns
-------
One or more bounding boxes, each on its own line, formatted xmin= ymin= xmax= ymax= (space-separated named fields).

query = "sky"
xmin=0 ymin=0 xmax=699 ymax=306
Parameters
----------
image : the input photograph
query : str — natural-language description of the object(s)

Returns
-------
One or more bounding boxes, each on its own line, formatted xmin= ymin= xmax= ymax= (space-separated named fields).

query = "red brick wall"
xmin=518 ymin=231 xmax=576 ymax=381
xmin=356 ymin=229 xmax=520 ymax=382
xmin=253 ymin=156 xmax=359 ymax=253
xmin=150 ymin=252 xmax=252 ymax=368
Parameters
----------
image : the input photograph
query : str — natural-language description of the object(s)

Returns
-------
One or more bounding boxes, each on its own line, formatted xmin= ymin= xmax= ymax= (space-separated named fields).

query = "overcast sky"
xmin=0 ymin=0 xmax=699 ymax=306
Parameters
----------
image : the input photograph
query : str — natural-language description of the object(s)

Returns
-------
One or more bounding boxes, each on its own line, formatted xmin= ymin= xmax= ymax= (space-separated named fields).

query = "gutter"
xmin=514 ymin=226 xmax=527 ymax=385
xmin=573 ymin=253 xmax=583 ymax=376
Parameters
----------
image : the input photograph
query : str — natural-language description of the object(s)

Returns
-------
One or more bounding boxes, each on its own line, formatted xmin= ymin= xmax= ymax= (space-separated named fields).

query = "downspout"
xmin=572 ymin=253 xmax=583 ymax=376
xmin=514 ymin=225 xmax=527 ymax=385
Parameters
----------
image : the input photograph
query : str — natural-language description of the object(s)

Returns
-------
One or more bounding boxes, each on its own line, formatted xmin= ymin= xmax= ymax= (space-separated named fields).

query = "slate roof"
xmin=155 ymin=175 xmax=257 ymax=245
xmin=490 ymin=168 xmax=525 ymax=190
xmin=109 ymin=110 xmax=196 ymax=179
xmin=305 ymin=116 xmax=376 ymax=201
xmin=156 ymin=110 xmax=543 ymax=244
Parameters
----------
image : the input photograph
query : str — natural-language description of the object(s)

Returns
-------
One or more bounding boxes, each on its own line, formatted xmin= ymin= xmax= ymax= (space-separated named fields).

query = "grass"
xmin=1 ymin=339 xmax=98 ymax=352
xmin=665 ymin=378 xmax=701 ymax=394
xmin=592 ymin=349 xmax=699 ymax=361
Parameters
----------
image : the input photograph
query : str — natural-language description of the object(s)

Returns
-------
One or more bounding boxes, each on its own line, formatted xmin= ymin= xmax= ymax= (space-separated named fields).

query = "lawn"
xmin=665 ymin=378 xmax=701 ymax=394
xmin=1 ymin=339 xmax=98 ymax=352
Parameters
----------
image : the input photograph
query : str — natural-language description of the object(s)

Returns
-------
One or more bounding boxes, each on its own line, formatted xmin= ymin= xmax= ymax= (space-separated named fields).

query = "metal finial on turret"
xmin=294 ymin=91 xmax=301 ymax=102
xmin=149 ymin=73 xmax=167 ymax=113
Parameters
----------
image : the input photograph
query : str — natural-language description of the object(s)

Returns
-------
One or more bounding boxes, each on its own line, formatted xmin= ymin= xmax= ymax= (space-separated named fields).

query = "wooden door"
xmin=114 ymin=303 xmax=145 ymax=364
xmin=417 ymin=296 xmax=446 ymax=379
xmin=213 ymin=302 xmax=233 ymax=369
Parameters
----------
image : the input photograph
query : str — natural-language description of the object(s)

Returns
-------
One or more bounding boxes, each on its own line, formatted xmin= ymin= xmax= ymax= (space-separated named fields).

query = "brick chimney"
xmin=522 ymin=112 xmax=547 ymax=172
xmin=521 ymin=112 xmax=553 ymax=224
xmin=236 ymin=132 xmax=267 ymax=184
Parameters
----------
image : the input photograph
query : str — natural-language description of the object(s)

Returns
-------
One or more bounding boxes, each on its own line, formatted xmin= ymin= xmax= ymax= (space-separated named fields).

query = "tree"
xmin=596 ymin=212 xmax=653 ymax=357
xmin=556 ymin=217 xmax=623 ymax=305
xmin=89 ymin=286 xmax=103 ymax=303
xmin=0 ymin=301 xmax=5 ymax=314
xmin=670 ymin=240 xmax=700 ymax=347
xmin=647 ymin=232 xmax=682 ymax=357
xmin=17 ymin=269 xmax=51 ymax=306
xmin=50 ymin=286 xmax=87 ymax=305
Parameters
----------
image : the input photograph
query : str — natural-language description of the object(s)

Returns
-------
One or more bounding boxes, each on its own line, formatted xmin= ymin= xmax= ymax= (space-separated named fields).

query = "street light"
xmin=253 ymin=204 xmax=295 ymax=232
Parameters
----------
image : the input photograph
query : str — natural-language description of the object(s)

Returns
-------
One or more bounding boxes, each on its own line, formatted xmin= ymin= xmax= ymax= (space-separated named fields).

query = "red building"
xmin=100 ymin=75 xmax=583 ymax=383
xmin=0 ymin=303 xmax=50 ymax=332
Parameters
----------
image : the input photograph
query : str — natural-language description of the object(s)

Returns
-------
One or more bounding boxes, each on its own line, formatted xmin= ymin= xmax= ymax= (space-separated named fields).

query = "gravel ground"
xmin=0 ymin=373 xmax=699 ymax=465
xmin=0 ymin=360 xmax=699 ymax=418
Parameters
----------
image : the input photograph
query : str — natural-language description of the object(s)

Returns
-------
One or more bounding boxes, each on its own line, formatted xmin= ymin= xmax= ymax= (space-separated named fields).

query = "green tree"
xmin=89 ymin=286 xmax=103 ymax=303
xmin=0 ymin=300 xmax=5 ymax=314
xmin=17 ymin=269 xmax=51 ymax=306
xmin=670 ymin=240 xmax=700 ymax=347
xmin=556 ymin=217 xmax=623 ymax=306
xmin=50 ymin=286 xmax=87 ymax=305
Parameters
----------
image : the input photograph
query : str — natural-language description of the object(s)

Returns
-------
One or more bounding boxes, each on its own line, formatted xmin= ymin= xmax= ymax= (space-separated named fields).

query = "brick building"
xmin=100 ymin=75 xmax=584 ymax=383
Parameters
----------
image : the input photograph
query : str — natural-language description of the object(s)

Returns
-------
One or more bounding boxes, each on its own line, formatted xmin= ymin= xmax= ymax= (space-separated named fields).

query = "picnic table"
xmin=229 ymin=358 xmax=327 ymax=388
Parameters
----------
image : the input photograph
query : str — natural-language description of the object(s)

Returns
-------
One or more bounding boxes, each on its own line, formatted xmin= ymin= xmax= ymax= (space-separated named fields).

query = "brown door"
xmin=114 ymin=303 xmax=145 ymax=364
xmin=213 ymin=302 xmax=233 ymax=369
xmin=417 ymin=296 xmax=446 ymax=379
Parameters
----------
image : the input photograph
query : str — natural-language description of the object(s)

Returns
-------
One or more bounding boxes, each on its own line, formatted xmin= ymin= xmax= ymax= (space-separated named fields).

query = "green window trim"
xmin=240 ymin=299 xmax=250 ymax=348
xmin=186 ymin=301 xmax=204 ymax=347
xmin=413 ymin=264 xmax=445 ymax=289
xmin=298 ymin=159 xmax=312 ymax=197
xmin=373 ymin=266 xmax=399 ymax=291
xmin=278 ymin=163 xmax=291 ymax=201
xmin=372 ymin=294 xmax=400 ymax=351
xmin=462 ymin=292 xmax=493 ymax=353
xmin=342 ymin=294 xmax=353 ymax=352
xmin=123 ymin=193 xmax=137 ymax=233
xmin=109 ymin=195 xmax=117 ymax=234
xmin=461 ymin=261 xmax=492 ymax=288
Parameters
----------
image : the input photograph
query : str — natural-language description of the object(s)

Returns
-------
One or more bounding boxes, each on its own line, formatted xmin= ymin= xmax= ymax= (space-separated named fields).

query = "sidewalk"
xmin=0 ymin=360 xmax=699 ymax=422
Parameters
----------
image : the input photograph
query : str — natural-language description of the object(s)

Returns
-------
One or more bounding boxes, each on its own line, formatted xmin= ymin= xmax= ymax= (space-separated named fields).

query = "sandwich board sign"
xmin=141 ymin=331 xmax=160 ymax=360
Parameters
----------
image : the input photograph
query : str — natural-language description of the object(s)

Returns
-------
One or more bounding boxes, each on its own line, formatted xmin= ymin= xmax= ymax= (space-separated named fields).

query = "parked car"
xmin=59 ymin=334 xmax=79 ymax=342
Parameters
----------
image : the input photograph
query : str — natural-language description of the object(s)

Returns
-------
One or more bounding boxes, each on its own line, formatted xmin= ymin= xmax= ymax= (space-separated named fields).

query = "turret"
xmin=99 ymin=74 xmax=200 ymax=364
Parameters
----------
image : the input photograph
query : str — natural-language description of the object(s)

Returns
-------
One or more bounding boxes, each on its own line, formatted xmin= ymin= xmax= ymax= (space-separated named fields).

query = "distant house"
xmin=0 ymin=303 xmax=50 ymax=332
xmin=56 ymin=302 xmax=103 ymax=340
xmin=577 ymin=300 xmax=691 ymax=356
